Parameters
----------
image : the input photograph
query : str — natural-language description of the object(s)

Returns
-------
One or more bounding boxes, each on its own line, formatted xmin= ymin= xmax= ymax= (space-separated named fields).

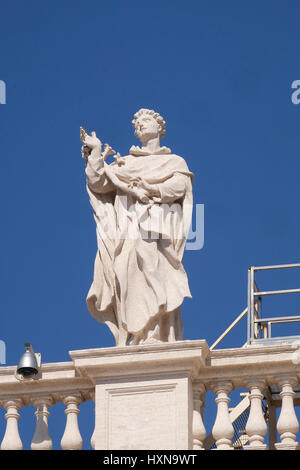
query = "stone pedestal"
xmin=70 ymin=340 xmax=209 ymax=450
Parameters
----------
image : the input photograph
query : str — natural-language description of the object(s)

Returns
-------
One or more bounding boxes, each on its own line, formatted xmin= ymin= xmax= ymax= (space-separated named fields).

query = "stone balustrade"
xmin=0 ymin=340 xmax=299 ymax=450
xmin=0 ymin=361 xmax=94 ymax=450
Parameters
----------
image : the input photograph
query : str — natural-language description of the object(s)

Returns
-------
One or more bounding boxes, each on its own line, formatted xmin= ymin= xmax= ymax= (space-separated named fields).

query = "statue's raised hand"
xmin=82 ymin=130 xmax=102 ymax=151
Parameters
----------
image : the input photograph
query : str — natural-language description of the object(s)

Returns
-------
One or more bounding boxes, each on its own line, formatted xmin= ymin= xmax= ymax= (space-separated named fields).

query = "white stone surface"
xmin=1 ymin=341 xmax=300 ymax=449
xmin=192 ymin=384 xmax=206 ymax=449
xmin=60 ymin=394 xmax=83 ymax=450
xmin=1 ymin=399 xmax=23 ymax=450
xmin=243 ymin=381 xmax=267 ymax=450
xmin=211 ymin=382 xmax=234 ymax=450
xmin=31 ymin=397 xmax=53 ymax=450
xmin=98 ymin=378 xmax=182 ymax=450
xmin=275 ymin=378 xmax=299 ymax=450
xmin=81 ymin=109 xmax=194 ymax=346
xmin=70 ymin=340 xmax=208 ymax=450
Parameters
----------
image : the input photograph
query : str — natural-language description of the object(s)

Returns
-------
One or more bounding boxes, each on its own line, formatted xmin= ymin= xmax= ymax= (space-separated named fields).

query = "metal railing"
xmin=210 ymin=263 xmax=300 ymax=350
xmin=247 ymin=263 xmax=300 ymax=345
xmin=210 ymin=307 xmax=248 ymax=350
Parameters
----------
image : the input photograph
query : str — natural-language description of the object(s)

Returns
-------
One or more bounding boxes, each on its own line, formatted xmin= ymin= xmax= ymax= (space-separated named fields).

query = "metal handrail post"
xmin=247 ymin=268 xmax=251 ymax=344
xmin=250 ymin=267 xmax=255 ymax=342
xmin=268 ymin=322 xmax=271 ymax=338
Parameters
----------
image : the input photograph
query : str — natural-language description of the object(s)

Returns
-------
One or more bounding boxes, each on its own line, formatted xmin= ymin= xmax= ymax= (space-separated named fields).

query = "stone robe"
xmin=85 ymin=145 xmax=193 ymax=346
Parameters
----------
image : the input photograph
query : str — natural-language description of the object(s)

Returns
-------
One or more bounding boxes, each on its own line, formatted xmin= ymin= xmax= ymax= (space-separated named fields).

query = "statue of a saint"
xmin=81 ymin=108 xmax=193 ymax=346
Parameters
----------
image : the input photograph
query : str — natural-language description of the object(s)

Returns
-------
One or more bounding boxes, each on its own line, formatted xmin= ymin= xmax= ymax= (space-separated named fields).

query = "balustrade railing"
xmin=199 ymin=343 xmax=300 ymax=450
xmin=0 ymin=341 xmax=300 ymax=450
xmin=0 ymin=361 xmax=94 ymax=450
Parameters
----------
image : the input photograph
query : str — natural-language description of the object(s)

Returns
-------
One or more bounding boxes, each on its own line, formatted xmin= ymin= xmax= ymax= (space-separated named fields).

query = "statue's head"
xmin=132 ymin=108 xmax=166 ymax=144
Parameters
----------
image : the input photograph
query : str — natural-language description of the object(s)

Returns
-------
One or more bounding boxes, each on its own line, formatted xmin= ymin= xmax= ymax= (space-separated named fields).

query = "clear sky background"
xmin=1 ymin=0 xmax=300 ymax=450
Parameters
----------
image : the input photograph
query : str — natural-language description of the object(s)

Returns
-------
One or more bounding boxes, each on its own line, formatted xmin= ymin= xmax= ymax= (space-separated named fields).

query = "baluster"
xmin=275 ymin=377 xmax=299 ymax=450
xmin=192 ymin=383 xmax=206 ymax=450
xmin=243 ymin=380 xmax=267 ymax=450
xmin=212 ymin=382 xmax=234 ymax=450
xmin=31 ymin=397 xmax=53 ymax=450
xmin=1 ymin=399 xmax=23 ymax=450
xmin=61 ymin=394 xmax=83 ymax=450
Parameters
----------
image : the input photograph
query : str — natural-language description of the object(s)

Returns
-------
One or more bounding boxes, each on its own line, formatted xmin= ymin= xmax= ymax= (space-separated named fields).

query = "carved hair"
xmin=132 ymin=108 xmax=166 ymax=139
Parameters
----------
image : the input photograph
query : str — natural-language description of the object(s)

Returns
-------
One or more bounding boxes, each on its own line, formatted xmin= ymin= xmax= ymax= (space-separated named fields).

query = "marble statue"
xmin=81 ymin=108 xmax=194 ymax=346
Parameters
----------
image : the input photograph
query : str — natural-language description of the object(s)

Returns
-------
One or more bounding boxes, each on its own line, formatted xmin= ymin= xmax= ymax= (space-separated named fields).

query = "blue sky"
xmin=1 ymin=0 xmax=300 ymax=449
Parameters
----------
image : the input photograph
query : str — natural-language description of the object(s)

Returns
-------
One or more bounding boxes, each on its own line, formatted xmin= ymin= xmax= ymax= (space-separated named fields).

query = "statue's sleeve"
xmin=85 ymin=150 xmax=115 ymax=194
xmin=155 ymin=172 xmax=189 ymax=203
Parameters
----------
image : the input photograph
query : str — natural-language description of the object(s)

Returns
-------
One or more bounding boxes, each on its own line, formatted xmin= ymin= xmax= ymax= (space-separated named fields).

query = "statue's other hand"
xmin=139 ymin=180 xmax=160 ymax=198
xmin=128 ymin=186 xmax=151 ymax=204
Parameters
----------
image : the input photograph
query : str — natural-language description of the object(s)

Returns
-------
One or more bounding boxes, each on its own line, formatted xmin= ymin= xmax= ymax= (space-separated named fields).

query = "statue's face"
xmin=135 ymin=114 xmax=161 ymax=143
